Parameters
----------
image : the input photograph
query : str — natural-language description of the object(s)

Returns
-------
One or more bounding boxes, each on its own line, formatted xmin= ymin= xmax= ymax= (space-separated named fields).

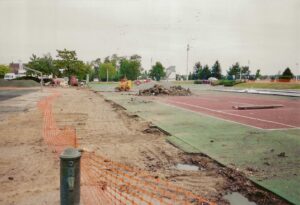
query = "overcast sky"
xmin=0 ymin=0 xmax=299 ymax=75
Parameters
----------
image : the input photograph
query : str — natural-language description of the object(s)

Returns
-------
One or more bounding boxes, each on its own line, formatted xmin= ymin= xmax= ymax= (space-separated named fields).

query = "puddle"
xmin=224 ymin=192 xmax=257 ymax=205
xmin=175 ymin=163 xmax=199 ymax=171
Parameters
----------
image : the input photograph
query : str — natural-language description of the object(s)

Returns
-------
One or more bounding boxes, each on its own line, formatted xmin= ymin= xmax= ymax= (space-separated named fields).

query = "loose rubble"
xmin=138 ymin=84 xmax=191 ymax=96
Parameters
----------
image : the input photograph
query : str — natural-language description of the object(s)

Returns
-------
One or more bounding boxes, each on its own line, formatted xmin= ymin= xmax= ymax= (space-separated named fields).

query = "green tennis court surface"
xmin=98 ymin=90 xmax=300 ymax=205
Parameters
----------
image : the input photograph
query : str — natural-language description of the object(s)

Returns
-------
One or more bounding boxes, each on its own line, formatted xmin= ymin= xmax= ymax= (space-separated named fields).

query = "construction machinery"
xmin=115 ymin=77 xmax=132 ymax=91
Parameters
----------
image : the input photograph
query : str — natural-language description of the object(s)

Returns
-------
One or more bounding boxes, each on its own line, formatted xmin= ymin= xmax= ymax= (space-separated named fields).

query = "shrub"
xmin=278 ymin=76 xmax=292 ymax=82
xmin=14 ymin=76 xmax=40 ymax=82
xmin=194 ymin=80 xmax=203 ymax=84
xmin=194 ymin=80 xmax=210 ymax=84
xmin=218 ymin=80 xmax=243 ymax=87
xmin=222 ymin=80 xmax=236 ymax=86
xmin=14 ymin=76 xmax=52 ymax=83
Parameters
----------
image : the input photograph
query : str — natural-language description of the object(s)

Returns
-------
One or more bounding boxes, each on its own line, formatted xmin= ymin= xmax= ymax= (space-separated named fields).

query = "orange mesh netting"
xmin=38 ymin=92 xmax=216 ymax=205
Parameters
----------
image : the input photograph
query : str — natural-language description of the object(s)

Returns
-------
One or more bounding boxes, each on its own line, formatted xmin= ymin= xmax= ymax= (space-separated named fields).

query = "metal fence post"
xmin=60 ymin=148 xmax=81 ymax=205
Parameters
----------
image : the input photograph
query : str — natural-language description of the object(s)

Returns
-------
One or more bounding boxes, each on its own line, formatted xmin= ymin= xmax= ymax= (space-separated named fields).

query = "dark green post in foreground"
xmin=60 ymin=148 xmax=81 ymax=205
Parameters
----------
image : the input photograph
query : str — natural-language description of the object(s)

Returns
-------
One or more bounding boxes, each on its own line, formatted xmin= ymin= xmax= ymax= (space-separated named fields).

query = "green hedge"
xmin=194 ymin=79 xmax=244 ymax=86
xmin=215 ymin=80 xmax=243 ymax=87
xmin=14 ymin=76 xmax=52 ymax=83
xmin=194 ymin=80 xmax=211 ymax=84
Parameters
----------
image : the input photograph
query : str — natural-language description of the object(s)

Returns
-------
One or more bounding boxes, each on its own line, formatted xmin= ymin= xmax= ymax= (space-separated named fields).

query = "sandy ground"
xmin=0 ymin=87 xmax=290 ymax=205
xmin=53 ymin=88 xmax=226 ymax=201
xmin=0 ymin=89 xmax=59 ymax=205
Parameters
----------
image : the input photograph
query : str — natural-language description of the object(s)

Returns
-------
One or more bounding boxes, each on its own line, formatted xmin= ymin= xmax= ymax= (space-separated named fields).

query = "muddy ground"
xmin=0 ymin=87 xmax=290 ymax=205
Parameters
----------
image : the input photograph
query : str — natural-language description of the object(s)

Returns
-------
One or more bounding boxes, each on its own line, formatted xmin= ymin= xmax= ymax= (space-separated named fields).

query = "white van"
xmin=4 ymin=73 xmax=17 ymax=80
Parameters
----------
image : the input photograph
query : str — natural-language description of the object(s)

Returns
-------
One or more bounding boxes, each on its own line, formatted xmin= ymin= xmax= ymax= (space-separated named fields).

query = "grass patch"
xmin=210 ymin=80 xmax=243 ymax=87
xmin=0 ymin=79 xmax=40 ymax=87
xmin=234 ymin=82 xmax=300 ymax=90
xmin=172 ymin=80 xmax=195 ymax=85
xmin=89 ymin=82 xmax=118 ymax=85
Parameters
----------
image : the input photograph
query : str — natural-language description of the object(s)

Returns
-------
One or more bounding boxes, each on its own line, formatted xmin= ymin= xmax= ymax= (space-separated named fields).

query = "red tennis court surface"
xmin=160 ymin=93 xmax=300 ymax=130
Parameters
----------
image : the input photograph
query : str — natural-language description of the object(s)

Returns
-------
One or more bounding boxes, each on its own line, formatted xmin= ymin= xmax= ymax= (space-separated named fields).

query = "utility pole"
xmin=186 ymin=44 xmax=190 ymax=81
xmin=106 ymin=67 xmax=108 ymax=82
xmin=296 ymin=63 xmax=299 ymax=81
xmin=239 ymin=62 xmax=242 ymax=80
xmin=248 ymin=60 xmax=250 ymax=80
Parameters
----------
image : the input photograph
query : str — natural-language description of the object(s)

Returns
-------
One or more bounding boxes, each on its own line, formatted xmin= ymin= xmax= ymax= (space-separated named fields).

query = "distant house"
xmin=9 ymin=62 xmax=26 ymax=77
xmin=9 ymin=63 xmax=20 ymax=74
xmin=165 ymin=66 xmax=176 ymax=81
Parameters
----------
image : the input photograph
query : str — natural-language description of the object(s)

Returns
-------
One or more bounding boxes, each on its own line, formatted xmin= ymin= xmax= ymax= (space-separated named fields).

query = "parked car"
xmin=4 ymin=73 xmax=17 ymax=80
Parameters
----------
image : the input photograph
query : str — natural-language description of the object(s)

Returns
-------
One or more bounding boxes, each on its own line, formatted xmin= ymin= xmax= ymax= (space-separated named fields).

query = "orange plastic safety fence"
xmin=38 ymin=92 xmax=216 ymax=205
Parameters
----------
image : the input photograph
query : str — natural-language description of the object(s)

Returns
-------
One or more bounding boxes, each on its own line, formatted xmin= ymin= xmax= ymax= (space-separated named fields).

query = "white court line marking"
xmin=192 ymin=94 xmax=300 ymax=105
xmin=156 ymin=101 xmax=265 ymax=130
xmin=165 ymin=99 xmax=297 ymax=129
xmin=268 ymin=127 xmax=300 ymax=131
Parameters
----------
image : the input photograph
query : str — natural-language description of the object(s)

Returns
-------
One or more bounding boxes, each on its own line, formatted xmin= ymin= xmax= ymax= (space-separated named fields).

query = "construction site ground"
xmin=0 ymin=85 xmax=297 ymax=205
xmin=90 ymin=82 xmax=300 ymax=205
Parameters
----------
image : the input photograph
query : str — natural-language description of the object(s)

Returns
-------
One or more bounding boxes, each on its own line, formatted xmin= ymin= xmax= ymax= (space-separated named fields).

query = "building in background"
xmin=165 ymin=66 xmax=176 ymax=81
xmin=9 ymin=61 xmax=26 ymax=77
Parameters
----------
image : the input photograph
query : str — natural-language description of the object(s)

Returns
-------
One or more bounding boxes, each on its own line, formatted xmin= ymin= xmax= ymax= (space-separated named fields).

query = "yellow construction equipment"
xmin=115 ymin=77 xmax=132 ymax=91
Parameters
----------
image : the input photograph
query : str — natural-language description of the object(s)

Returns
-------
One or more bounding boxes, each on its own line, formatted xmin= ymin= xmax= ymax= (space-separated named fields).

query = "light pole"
xmin=239 ymin=62 xmax=242 ymax=80
xmin=296 ymin=63 xmax=299 ymax=81
xmin=106 ymin=67 xmax=108 ymax=82
xmin=186 ymin=44 xmax=190 ymax=81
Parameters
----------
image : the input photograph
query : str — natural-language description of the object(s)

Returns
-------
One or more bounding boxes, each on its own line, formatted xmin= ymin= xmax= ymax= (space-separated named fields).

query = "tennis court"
xmin=161 ymin=93 xmax=300 ymax=130
xmin=99 ymin=89 xmax=300 ymax=204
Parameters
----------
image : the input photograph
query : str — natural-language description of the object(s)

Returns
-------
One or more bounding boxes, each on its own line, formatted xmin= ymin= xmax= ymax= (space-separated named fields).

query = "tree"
xmin=255 ymin=69 xmax=261 ymax=79
xmin=199 ymin=64 xmax=211 ymax=80
xmin=193 ymin=62 xmax=202 ymax=80
xmin=227 ymin=62 xmax=241 ymax=79
xmin=119 ymin=58 xmax=141 ymax=80
xmin=149 ymin=62 xmax=166 ymax=81
xmin=281 ymin=67 xmax=293 ymax=79
xmin=75 ymin=61 xmax=92 ymax=80
xmin=94 ymin=58 xmax=101 ymax=65
xmin=188 ymin=72 xmax=193 ymax=80
xmin=91 ymin=58 xmax=101 ymax=79
xmin=211 ymin=61 xmax=222 ymax=79
xmin=241 ymin=66 xmax=251 ymax=79
xmin=55 ymin=49 xmax=77 ymax=76
xmin=104 ymin=56 xmax=110 ymax=63
xmin=99 ymin=63 xmax=116 ymax=81
xmin=139 ymin=70 xmax=149 ymax=79
xmin=110 ymin=54 xmax=120 ymax=67
xmin=54 ymin=49 xmax=91 ymax=80
xmin=130 ymin=54 xmax=142 ymax=61
xmin=0 ymin=64 xmax=10 ymax=78
xmin=27 ymin=53 xmax=57 ymax=76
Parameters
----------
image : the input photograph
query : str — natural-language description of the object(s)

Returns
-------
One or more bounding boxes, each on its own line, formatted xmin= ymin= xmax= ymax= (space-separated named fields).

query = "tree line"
xmin=189 ymin=61 xmax=255 ymax=80
xmin=189 ymin=60 xmax=296 ymax=81
xmin=25 ymin=49 xmax=168 ymax=82
xmin=27 ymin=49 xmax=91 ymax=81
xmin=189 ymin=60 xmax=222 ymax=80
xmin=25 ymin=49 xmax=145 ymax=81
xmin=0 ymin=49 xmax=296 ymax=82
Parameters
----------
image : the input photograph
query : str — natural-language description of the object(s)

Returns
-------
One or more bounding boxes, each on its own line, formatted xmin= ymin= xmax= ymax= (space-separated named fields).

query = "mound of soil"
xmin=138 ymin=84 xmax=191 ymax=96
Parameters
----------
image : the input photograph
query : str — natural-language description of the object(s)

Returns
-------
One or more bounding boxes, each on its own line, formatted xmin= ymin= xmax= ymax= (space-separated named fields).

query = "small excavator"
xmin=115 ymin=77 xmax=132 ymax=92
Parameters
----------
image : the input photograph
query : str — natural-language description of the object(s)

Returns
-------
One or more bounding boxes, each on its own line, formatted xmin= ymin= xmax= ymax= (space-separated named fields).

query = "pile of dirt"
xmin=138 ymin=84 xmax=191 ymax=96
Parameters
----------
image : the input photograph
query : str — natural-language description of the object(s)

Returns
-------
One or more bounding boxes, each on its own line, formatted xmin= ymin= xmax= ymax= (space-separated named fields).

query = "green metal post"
xmin=60 ymin=148 xmax=81 ymax=205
